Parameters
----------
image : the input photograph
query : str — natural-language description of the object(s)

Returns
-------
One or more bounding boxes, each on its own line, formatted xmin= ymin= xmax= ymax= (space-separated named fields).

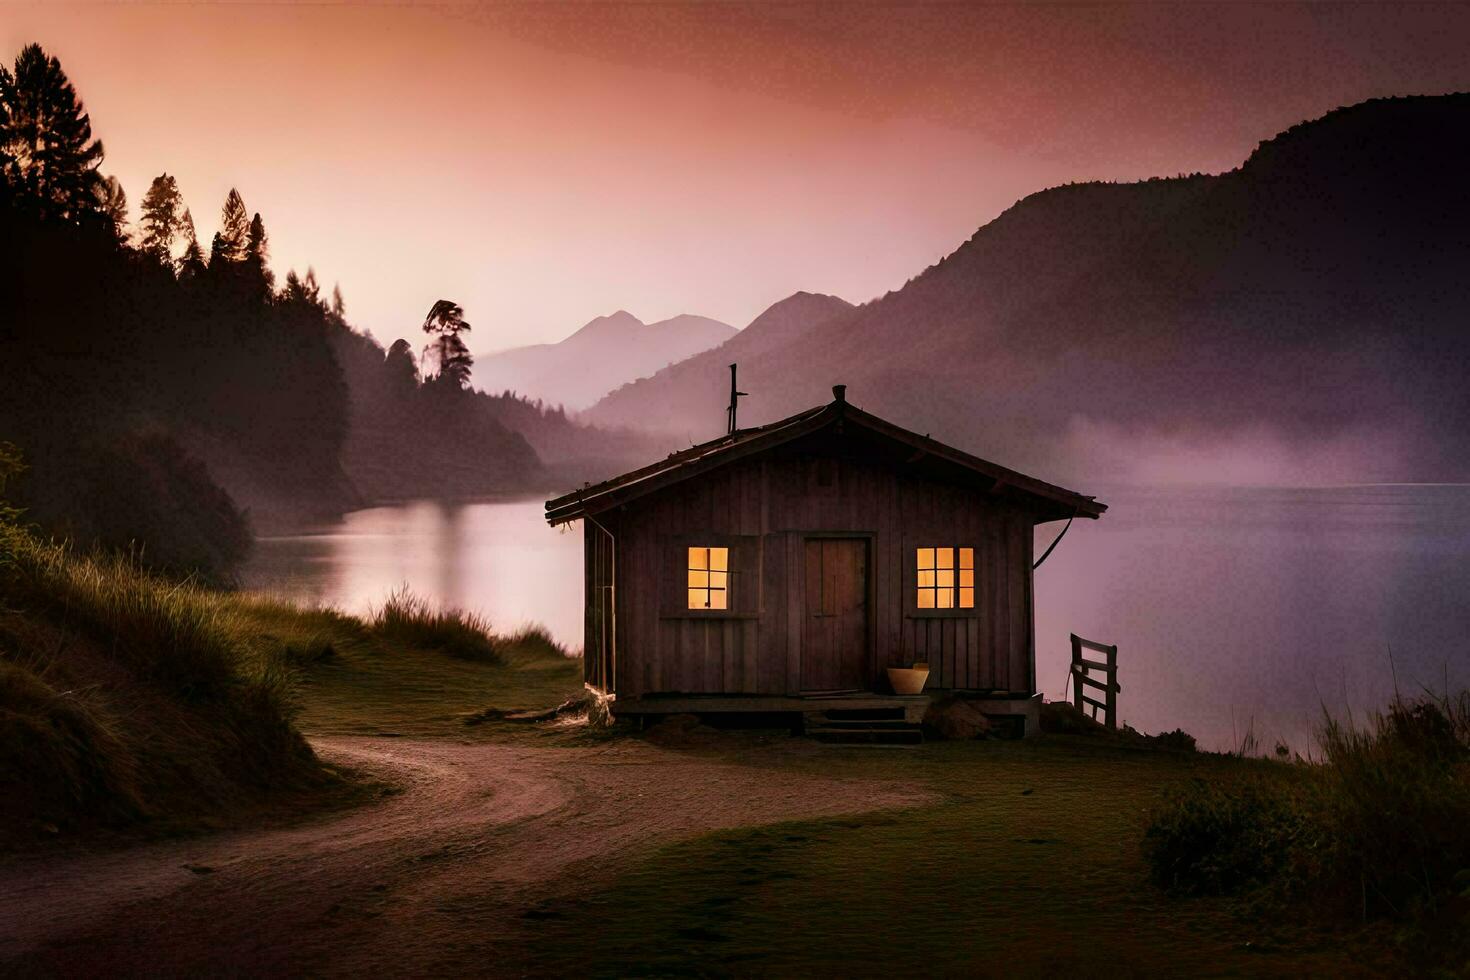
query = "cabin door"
xmin=801 ymin=538 xmax=869 ymax=692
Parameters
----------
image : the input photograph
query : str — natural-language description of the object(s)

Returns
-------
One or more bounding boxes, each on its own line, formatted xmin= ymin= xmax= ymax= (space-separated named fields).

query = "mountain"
xmin=584 ymin=95 xmax=1470 ymax=485
xmin=475 ymin=310 xmax=737 ymax=411
xmin=588 ymin=292 xmax=854 ymax=438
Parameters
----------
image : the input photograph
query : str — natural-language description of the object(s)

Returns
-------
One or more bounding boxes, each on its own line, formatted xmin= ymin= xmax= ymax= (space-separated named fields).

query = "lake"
xmin=242 ymin=486 xmax=1470 ymax=752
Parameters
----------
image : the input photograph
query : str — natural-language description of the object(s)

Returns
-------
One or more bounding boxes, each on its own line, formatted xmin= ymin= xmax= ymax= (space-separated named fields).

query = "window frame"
xmin=907 ymin=542 xmax=981 ymax=619
xmin=685 ymin=545 xmax=730 ymax=611
xmin=659 ymin=533 xmax=760 ymax=620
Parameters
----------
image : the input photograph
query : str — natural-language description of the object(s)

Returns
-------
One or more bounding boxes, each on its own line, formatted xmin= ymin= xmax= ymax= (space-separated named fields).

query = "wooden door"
xmin=801 ymin=538 xmax=869 ymax=691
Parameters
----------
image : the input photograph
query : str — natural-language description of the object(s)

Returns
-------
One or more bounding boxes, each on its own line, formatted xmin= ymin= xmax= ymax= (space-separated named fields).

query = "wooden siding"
xmin=582 ymin=521 xmax=614 ymax=689
xmin=592 ymin=445 xmax=1039 ymax=699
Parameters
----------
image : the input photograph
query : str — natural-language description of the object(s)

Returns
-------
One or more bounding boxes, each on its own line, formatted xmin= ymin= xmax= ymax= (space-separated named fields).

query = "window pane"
xmin=959 ymin=548 xmax=974 ymax=569
xmin=936 ymin=569 xmax=954 ymax=587
xmin=709 ymin=547 xmax=728 ymax=571
xmin=936 ymin=547 xmax=954 ymax=569
xmin=917 ymin=588 xmax=935 ymax=609
xmin=688 ymin=570 xmax=708 ymax=588
xmin=688 ymin=547 xmax=707 ymax=571
xmin=709 ymin=571 xmax=727 ymax=589
xmin=917 ymin=547 xmax=934 ymax=570
xmin=959 ymin=587 xmax=975 ymax=608
xmin=708 ymin=589 xmax=727 ymax=610
xmin=937 ymin=589 xmax=954 ymax=609
xmin=688 ymin=588 xmax=707 ymax=608
xmin=917 ymin=569 xmax=935 ymax=588
xmin=959 ymin=569 xmax=974 ymax=588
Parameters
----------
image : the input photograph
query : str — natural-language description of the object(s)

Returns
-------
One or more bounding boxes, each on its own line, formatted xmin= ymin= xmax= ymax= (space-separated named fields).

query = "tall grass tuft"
xmin=0 ymin=524 xmax=322 ymax=841
xmin=503 ymin=624 xmax=567 ymax=661
xmin=1315 ymin=693 xmax=1469 ymax=918
xmin=5 ymin=528 xmax=265 ymax=698
xmin=370 ymin=588 xmax=499 ymax=663
xmin=1144 ymin=691 xmax=1470 ymax=924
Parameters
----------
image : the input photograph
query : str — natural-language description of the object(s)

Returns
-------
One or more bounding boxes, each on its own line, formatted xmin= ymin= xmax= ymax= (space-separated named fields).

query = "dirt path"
xmin=0 ymin=735 xmax=934 ymax=976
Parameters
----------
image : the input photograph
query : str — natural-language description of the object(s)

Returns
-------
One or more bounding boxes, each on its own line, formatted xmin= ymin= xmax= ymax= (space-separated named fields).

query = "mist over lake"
xmin=242 ymin=485 xmax=1470 ymax=752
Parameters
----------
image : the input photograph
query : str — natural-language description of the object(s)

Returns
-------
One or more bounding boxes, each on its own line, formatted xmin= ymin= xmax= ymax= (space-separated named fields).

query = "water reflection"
xmin=242 ymin=498 xmax=585 ymax=649
xmin=1035 ymin=485 xmax=1470 ymax=752
xmin=242 ymin=486 xmax=1470 ymax=751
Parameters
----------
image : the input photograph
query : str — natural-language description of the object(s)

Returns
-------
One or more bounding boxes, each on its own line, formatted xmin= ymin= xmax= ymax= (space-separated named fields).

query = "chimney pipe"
xmin=727 ymin=364 xmax=747 ymax=435
xmin=832 ymin=384 xmax=847 ymax=403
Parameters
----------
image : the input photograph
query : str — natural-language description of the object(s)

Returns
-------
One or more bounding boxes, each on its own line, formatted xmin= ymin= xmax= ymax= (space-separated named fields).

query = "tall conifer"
xmin=215 ymin=188 xmax=249 ymax=262
xmin=177 ymin=208 xmax=207 ymax=278
xmin=139 ymin=173 xmax=185 ymax=263
xmin=95 ymin=174 xmax=127 ymax=240
xmin=422 ymin=299 xmax=474 ymax=389
xmin=244 ymin=212 xmax=274 ymax=291
xmin=0 ymin=43 xmax=104 ymax=220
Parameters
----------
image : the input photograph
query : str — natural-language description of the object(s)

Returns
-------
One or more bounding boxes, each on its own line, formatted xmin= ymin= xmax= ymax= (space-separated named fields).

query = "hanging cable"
xmin=1033 ymin=507 xmax=1077 ymax=570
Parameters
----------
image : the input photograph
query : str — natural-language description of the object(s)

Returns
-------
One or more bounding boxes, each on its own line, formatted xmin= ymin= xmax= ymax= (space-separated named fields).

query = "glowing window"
xmin=687 ymin=546 xmax=729 ymax=610
xmin=917 ymin=547 xmax=974 ymax=610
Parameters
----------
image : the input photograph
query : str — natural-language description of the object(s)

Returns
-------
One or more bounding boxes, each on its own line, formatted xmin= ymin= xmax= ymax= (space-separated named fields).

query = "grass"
xmin=369 ymin=587 xmax=499 ymax=663
xmin=0 ymin=519 xmax=583 ymax=843
xmin=1142 ymin=692 xmax=1470 ymax=970
xmin=284 ymin=610 xmax=583 ymax=738
xmin=512 ymin=739 xmax=1386 ymax=978
xmin=0 ymin=524 xmax=324 ymax=843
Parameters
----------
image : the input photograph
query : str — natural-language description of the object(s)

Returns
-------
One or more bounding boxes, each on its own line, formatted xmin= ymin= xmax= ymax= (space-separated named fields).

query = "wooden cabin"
xmin=544 ymin=386 xmax=1106 ymax=736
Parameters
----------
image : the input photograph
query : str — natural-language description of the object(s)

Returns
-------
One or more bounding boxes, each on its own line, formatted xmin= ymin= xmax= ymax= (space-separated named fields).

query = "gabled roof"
xmin=545 ymin=389 xmax=1107 ymax=526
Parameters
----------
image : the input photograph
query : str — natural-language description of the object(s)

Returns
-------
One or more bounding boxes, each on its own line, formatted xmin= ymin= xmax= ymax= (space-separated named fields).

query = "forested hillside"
xmin=587 ymin=95 xmax=1470 ymax=485
xmin=0 ymin=42 xmax=642 ymax=581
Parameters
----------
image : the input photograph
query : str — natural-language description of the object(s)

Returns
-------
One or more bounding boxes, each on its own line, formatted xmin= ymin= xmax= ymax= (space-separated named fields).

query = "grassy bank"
xmin=240 ymin=589 xmax=583 ymax=738
xmin=0 ymin=521 xmax=579 ymax=845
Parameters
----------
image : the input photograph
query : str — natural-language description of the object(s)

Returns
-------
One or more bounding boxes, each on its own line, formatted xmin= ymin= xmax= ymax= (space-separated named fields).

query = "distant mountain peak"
xmin=568 ymin=309 xmax=644 ymax=341
xmin=477 ymin=308 xmax=736 ymax=412
xmin=743 ymin=291 xmax=853 ymax=334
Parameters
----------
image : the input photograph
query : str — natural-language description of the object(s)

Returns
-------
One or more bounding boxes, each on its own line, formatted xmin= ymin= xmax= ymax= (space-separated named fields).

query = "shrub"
xmin=1144 ymin=692 xmax=1470 ymax=923
xmin=1315 ymin=693 xmax=1470 ymax=918
xmin=1143 ymin=773 xmax=1322 ymax=896
xmin=9 ymin=432 xmax=252 ymax=585
xmin=370 ymin=588 xmax=499 ymax=663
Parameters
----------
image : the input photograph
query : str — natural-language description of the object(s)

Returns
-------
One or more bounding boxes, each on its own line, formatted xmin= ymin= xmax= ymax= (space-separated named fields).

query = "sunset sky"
xmin=6 ymin=1 xmax=1468 ymax=356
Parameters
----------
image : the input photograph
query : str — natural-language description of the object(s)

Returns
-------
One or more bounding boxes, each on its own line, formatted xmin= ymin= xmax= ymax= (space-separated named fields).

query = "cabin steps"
xmin=803 ymin=708 xmax=924 ymax=745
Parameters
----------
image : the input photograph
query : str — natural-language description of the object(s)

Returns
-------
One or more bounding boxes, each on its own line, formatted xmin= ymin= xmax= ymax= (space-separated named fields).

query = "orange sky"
xmin=5 ymin=1 xmax=1468 ymax=355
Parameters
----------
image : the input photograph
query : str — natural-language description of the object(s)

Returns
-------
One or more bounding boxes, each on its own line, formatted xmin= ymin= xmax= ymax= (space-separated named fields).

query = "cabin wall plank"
xmin=607 ymin=438 xmax=1046 ymax=699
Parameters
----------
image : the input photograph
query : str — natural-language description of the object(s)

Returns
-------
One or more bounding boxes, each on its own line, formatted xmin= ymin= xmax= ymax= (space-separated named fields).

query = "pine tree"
xmin=208 ymin=231 xmax=229 ymax=268
xmin=244 ymin=212 xmax=274 ymax=291
xmin=95 ymin=174 xmax=127 ymax=240
xmin=215 ymin=188 xmax=249 ymax=263
xmin=302 ymin=267 xmax=322 ymax=305
xmin=139 ymin=173 xmax=185 ymax=263
xmin=282 ymin=269 xmax=306 ymax=304
xmin=330 ymin=284 xmax=346 ymax=320
xmin=0 ymin=43 xmax=105 ymax=221
xmin=421 ymin=299 xmax=474 ymax=389
xmin=177 ymin=208 xmax=206 ymax=278
xmin=384 ymin=338 xmax=418 ymax=393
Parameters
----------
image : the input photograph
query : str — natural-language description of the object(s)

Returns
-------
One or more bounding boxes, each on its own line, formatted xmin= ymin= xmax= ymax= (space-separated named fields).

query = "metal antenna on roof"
xmin=726 ymin=363 xmax=747 ymax=435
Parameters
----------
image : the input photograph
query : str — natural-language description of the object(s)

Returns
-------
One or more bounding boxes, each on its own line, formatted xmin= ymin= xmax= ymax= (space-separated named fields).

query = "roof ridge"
xmin=545 ymin=397 xmax=1105 ymax=525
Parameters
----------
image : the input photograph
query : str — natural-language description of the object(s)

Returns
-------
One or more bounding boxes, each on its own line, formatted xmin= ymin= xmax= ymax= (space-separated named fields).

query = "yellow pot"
xmin=887 ymin=665 xmax=930 ymax=695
